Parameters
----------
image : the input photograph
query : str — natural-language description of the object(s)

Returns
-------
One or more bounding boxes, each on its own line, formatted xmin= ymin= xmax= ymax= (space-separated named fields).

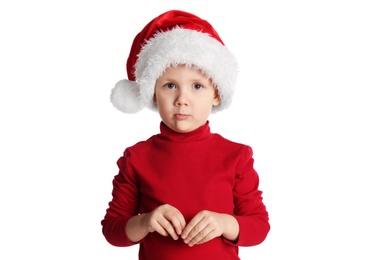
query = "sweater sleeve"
xmin=229 ymin=146 xmax=270 ymax=246
xmin=101 ymin=150 xmax=140 ymax=247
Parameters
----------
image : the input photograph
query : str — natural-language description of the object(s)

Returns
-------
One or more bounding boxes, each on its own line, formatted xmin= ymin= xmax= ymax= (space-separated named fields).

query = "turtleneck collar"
xmin=157 ymin=121 xmax=214 ymax=143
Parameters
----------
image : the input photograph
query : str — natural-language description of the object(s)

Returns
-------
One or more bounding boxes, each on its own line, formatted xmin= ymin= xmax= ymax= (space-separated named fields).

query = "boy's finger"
xmin=159 ymin=218 xmax=179 ymax=240
xmin=181 ymin=214 xmax=202 ymax=239
xmin=171 ymin=217 xmax=186 ymax=235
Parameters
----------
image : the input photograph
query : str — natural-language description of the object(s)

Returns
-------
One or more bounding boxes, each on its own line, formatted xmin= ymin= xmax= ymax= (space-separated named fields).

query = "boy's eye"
xmin=164 ymin=83 xmax=176 ymax=89
xmin=193 ymin=84 xmax=203 ymax=90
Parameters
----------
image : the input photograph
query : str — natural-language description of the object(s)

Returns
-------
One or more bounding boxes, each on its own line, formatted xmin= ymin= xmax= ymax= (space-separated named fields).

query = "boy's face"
xmin=154 ymin=65 xmax=220 ymax=133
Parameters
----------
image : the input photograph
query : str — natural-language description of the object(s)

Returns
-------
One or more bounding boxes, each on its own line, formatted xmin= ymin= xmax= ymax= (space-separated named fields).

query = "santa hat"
xmin=110 ymin=10 xmax=238 ymax=113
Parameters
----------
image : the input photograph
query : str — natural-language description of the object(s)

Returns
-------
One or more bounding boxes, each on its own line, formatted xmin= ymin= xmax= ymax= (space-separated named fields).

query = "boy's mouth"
xmin=175 ymin=114 xmax=190 ymax=120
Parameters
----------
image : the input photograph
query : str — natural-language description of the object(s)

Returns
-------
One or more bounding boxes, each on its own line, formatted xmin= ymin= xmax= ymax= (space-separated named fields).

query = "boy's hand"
xmin=142 ymin=204 xmax=186 ymax=240
xmin=181 ymin=210 xmax=239 ymax=247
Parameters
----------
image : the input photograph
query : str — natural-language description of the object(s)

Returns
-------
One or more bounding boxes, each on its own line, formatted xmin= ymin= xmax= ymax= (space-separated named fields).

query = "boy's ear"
xmin=153 ymin=93 xmax=157 ymax=104
xmin=213 ymin=91 xmax=221 ymax=106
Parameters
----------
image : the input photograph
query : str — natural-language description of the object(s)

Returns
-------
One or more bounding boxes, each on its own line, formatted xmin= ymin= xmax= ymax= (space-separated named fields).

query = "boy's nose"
xmin=175 ymin=90 xmax=188 ymax=106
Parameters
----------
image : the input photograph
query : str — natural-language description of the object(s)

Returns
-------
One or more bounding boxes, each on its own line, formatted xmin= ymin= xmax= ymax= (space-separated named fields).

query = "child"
xmin=101 ymin=10 xmax=270 ymax=260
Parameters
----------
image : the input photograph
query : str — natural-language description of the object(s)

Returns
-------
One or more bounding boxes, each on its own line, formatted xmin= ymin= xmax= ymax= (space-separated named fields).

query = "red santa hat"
xmin=110 ymin=10 xmax=238 ymax=113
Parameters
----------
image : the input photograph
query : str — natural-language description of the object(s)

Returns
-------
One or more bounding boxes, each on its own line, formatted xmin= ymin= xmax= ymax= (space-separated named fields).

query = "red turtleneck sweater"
xmin=101 ymin=121 xmax=270 ymax=259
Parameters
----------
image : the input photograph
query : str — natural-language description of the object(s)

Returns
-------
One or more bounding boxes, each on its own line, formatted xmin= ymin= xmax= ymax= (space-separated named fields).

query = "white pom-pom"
xmin=110 ymin=79 xmax=143 ymax=113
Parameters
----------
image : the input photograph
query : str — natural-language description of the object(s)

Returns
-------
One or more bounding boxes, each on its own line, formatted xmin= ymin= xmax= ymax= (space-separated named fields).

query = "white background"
xmin=1 ymin=0 xmax=369 ymax=259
